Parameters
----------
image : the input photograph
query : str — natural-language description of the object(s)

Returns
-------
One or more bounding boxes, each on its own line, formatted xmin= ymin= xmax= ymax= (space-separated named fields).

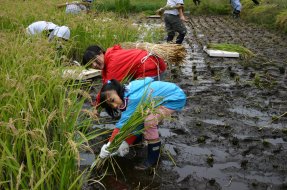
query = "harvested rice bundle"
xmin=121 ymin=42 xmax=187 ymax=65
xmin=207 ymin=43 xmax=255 ymax=59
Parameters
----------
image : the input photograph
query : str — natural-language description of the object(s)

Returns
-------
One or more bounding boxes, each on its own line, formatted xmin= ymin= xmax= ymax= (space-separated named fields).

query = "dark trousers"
xmin=164 ymin=14 xmax=187 ymax=44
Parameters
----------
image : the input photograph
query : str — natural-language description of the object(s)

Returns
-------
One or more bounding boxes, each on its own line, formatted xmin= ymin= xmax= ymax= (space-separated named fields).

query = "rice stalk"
xmin=207 ymin=43 xmax=255 ymax=59
xmin=121 ymin=42 xmax=187 ymax=65
xmin=15 ymin=163 xmax=24 ymax=190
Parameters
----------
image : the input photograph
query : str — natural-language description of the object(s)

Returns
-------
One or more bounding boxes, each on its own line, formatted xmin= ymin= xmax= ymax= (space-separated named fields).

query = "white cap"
xmin=49 ymin=26 xmax=70 ymax=41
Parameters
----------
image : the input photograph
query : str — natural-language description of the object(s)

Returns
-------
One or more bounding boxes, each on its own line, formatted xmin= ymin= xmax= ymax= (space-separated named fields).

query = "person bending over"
xmin=98 ymin=77 xmax=186 ymax=170
xmin=82 ymin=44 xmax=167 ymax=84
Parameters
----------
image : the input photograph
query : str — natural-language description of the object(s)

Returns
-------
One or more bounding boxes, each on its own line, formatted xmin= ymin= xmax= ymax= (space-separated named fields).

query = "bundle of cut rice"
xmin=121 ymin=42 xmax=187 ymax=65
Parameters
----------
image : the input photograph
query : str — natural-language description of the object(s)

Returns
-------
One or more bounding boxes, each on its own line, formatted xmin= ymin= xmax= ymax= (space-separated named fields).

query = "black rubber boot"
xmin=176 ymin=33 xmax=186 ymax=44
xmin=233 ymin=10 xmax=240 ymax=19
xmin=166 ymin=34 xmax=175 ymax=43
xmin=134 ymin=141 xmax=161 ymax=170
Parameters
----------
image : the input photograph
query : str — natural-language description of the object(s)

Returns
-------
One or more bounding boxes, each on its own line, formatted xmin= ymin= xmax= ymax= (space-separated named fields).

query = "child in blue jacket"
xmin=98 ymin=77 xmax=186 ymax=170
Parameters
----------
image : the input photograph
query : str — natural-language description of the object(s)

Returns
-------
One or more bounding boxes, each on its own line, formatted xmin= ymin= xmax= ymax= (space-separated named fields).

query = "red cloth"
xmin=102 ymin=45 xmax=167 ymax=84
xmin=109 ymin=128 xmax=120 ymax=142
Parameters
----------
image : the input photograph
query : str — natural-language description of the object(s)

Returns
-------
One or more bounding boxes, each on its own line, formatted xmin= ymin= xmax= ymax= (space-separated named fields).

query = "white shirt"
xmin=26 ymin=21 xmax=58 ymax=35
xmin=164 ymin=0 xmax=184 ymax=15
xmin=66 ymin=4 xmax=87 ymax=14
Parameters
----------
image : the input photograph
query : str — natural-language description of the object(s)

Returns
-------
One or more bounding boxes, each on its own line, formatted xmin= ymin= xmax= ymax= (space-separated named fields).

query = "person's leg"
xmin=135 ymin=106 xmax=175 ymax=170
xmin=171 ymin=16 xmax=187 ymax=44
xmin=230 ymin=0 xmax=242 ymax=18
xmin=164 ymin=14 xmax=176 ymax=43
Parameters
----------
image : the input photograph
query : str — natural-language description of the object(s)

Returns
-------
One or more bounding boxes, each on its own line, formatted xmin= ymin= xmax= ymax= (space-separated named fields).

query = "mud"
xmin=84 ymin=16 xmax=287 ymax=190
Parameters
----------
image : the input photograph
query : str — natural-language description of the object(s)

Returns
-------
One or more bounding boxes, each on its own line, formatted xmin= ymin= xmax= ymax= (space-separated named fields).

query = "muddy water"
xmin=84 ymin=16 xmax=287 ymax=190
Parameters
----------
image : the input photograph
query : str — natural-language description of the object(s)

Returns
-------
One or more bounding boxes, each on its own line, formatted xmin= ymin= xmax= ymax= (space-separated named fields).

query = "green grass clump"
xmin=276 ymin=10 xmax=287 ymax=33
xmin=0 ymin=0 xmax=166 ymax=189
xmin=190 ymin=0 xmax=230 ymax=15
xmin=241 ymin=0 xmax=287 ymax=33
xmin=207 ymin=43 xmax=255 ymax=59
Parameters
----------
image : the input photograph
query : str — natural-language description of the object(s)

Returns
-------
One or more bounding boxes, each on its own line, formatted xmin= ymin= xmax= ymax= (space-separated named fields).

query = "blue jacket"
xmin=116 ymin=77 xmax=186 ymax=129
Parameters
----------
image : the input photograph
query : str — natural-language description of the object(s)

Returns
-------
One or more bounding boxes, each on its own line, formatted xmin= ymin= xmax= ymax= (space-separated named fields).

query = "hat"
xmin=48 ymin=26 xmax=70 ymax=41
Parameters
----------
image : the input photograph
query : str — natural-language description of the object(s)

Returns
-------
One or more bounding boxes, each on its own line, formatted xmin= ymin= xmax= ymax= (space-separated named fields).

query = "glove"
xmin=99 ymin=142 xmax=111 ymax=159
xmin=117 ymin=141 xmax=129 ymax=157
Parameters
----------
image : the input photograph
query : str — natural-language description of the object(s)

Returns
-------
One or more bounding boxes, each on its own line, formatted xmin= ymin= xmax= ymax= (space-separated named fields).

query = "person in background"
xmin=26 ymin=21 xmax=70 ymax=41
xmin=251 ymin=0 xmax=260 ymax=5
xmin=57 ymin=0 xmax=93 ymax=14
xmin=230 ymin=0 xmax=242 ymax=18
xmin=98 ymin=77 xmax=186 ymax=170
xmin=193 ymin=0 xmax=200 ymax=6
xmin=163 ymin=0 xmax=187 ymax=44
xmin=82 ymin=44 xmax=167 ymax=84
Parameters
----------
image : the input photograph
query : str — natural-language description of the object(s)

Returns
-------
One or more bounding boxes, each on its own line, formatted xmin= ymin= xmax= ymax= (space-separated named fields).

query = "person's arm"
xmin=178 ymin=4 xmax=188 ymax=22
xmin=57 ymin=2 xmax=68 ymax=8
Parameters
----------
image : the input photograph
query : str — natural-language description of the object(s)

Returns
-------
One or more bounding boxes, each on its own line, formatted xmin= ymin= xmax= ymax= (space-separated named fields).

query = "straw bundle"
xmin=121 ymin=42 xmax=187 ymax=65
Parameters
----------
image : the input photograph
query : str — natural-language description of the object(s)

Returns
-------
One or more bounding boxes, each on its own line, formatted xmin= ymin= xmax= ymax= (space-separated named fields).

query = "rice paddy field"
xmin=1 ymin=0 xmax=287 ymax=190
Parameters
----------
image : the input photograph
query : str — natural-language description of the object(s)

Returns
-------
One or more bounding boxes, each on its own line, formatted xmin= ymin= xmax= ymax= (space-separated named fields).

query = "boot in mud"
xmin=166 ymin=33 xmax=175 ymax=43
xmin=233 ymin=10 xmax=240 ymax=19
xmin=176 ymin=33 xmax=186 ymax=44
xmin=134 ymin=141 xmax=161 ymax=171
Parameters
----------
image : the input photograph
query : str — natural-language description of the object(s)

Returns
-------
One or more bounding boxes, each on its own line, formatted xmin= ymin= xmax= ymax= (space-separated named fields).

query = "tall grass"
xmin=0 ymin=0 xmax=166 ymax=189
xmin=188 ymin=0 xmax=287 ymax=34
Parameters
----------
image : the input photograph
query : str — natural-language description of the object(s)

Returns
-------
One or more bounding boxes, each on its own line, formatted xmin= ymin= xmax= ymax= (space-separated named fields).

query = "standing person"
xmin=193 ymin=0 xmax=200 ymax=6
xmin=57 ymin=0 xmax=93 ymax=14
xmin=82 ymin=44 xmax=167 ymax=84
xmin=230 ymin=0 xmax=242 ymax=18
xmin=98 ymin=77 xmax=186 ymax=170
xmin=163 ymin=0 xmax=188 ymax=44
xmin=26 ymin=21 xmax=70 ymax=41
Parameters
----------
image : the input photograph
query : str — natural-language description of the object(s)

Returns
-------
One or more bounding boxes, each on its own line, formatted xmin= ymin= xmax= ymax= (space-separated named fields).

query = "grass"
xmin=188 ymin=0 xmax=287 ymax=34
xmin=0 ymin=0 xmax=166 ymax=189
xmin=207 ymin=43 xmax=255 ymax=59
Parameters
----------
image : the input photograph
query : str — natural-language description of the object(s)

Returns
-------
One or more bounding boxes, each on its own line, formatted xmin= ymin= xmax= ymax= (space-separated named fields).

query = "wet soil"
xmin=84 ymin=16 xmax=287 ymax=190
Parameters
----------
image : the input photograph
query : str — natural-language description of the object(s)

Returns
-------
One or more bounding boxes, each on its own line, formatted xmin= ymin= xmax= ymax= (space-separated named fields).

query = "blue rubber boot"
xmin=134 ymin=141 xmax=161 ymax=170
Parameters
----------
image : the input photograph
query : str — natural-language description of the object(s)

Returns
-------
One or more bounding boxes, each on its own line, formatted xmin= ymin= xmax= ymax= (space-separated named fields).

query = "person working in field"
xmin=163 ymin=0 xmax=187 ymax=44
xmin=98 ymin=77 xmax=186 ymax=170
xmin=57 ymin=0 xmax=93 ymax=14
xmin=26 ymin=21 xmax=70 ymax=41
xmin=231 ymin=0 xmax=260 ymax=18
xmin=82 ymin=44 xmax=167 ymax=84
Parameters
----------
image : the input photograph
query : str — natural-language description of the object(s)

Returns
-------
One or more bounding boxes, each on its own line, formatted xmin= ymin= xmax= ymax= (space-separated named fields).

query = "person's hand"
xmin=180 ymin=16 xmax=188 ymax=22
xmin=99 ymin=142 xmax=111 ymax=159
xmin=117 ymin=141 xmax=129 ymax=157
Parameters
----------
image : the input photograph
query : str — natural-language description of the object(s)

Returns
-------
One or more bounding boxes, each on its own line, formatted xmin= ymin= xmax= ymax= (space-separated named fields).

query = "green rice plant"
xmin=276 ymin=9 xmax=287 ymax=33
xmin=207 ymin=43 xmax=255 ymax=59
xmin=115 ymin=0 xmax=131 ymax=15
xmin=190 ymin=0 xmax=230 ymax=15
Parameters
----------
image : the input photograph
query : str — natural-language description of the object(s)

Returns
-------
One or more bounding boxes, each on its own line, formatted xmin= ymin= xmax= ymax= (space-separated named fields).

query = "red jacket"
xmin=101 ymin=45 xmax=167 ymax=84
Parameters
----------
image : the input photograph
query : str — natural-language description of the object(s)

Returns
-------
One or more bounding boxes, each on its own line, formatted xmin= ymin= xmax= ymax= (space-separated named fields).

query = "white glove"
xmin=117 ymin=141 xmax=129 ymax=157
xmin=99 ymin=142 xmax=111 ymax=159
